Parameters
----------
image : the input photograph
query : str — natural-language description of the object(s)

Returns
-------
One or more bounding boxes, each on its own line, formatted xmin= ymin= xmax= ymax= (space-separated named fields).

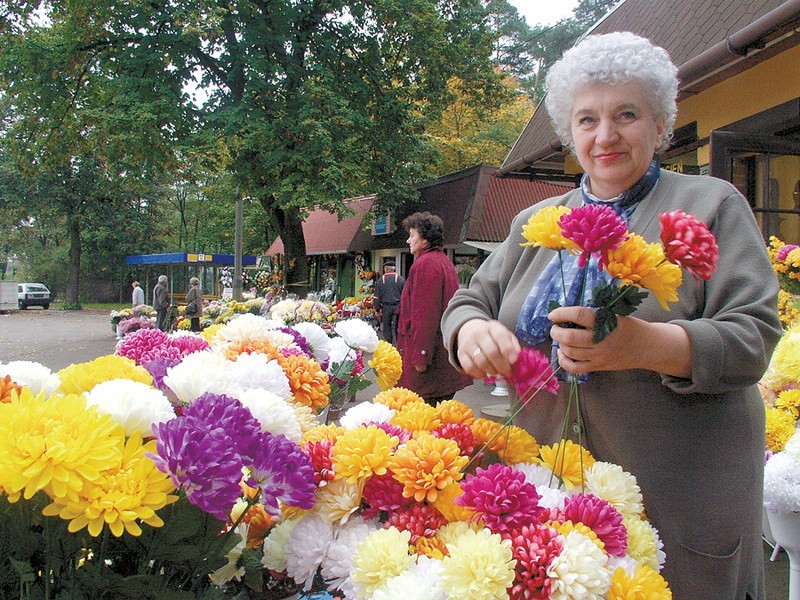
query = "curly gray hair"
xmin=544 ymin=32 xmax=679 ymax=151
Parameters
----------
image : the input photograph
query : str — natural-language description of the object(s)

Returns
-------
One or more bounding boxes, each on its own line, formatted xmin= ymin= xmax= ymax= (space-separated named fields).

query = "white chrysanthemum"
xmin=335 ymin=318 xmax=379 ymax=353
xmin=606 ymin=554 xmax=637 ymax=577
xmin=293 ymin=321 xmax=332 ymax=364
xmin=313 ymin=477 xmax=363 ymax=524
xmin=226 ymin=353 xmax=291 ymax=399
xmin=339 ymin=400 xmax=395 ymax=429
xmin=269 ymin=299 xmax=300 ymax=324
xmin=210 ymin=524 xmax=247 ymax=585
xmin=285 ymin=514 xmax=335 ymax=591
xmin=162 ymin=351 xmax=239 ymax=404
xmin=407 ymin=554 xmax=445 ymax=587
xmin=514 ymin=461 xmax=561 ymax=488
xmin=213 ymin=313 xmax=281 ymax=344
xmin=584 ymin=461 xmax=644 ymax=518
xmin=547 ymin=530 xmax=611 ymax=599
xmin=85 ymin=379 xmax=175 ymax=437
xmin=292 ymin=401 xmax=320 ymax=434
xmin=262 ymin=518 xmax=299 ymax=572
xmin=327 ymin=337 xmax=360 ymax=373
xmin=372 ymin=569 xmax=445 ymax=600
xmin=436 ymin=521 xmax=477 ymax=545
xmin=262 ymin=328 xmax=298 ymax=350
xmin=320 ymin=514 xmax=379 ymax=597
xmin=764 ymin=452 xmax=800 ymax=513
xmin=237 ymin=388 xmax=301 ymax=442
xmin=535 ymin=484 xmax=569 ymax=512
xmin=783 ymin=428 xmax=800 ymax=461
xmin=0 ymin=360 xmax=61 ymax=396
xmin=352 ymin=528 xmax=414 ymax=599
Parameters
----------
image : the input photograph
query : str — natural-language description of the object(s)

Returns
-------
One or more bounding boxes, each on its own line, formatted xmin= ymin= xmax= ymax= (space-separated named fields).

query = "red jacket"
xmin=396 ymin=247 xmax=472 ymax=399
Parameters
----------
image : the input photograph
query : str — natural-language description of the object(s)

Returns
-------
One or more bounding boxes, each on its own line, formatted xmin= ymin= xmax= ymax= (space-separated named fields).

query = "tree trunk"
xmin=65 ymin=213 xmax=81 ymax=305
xmin=273 ymin=205 xmax=310 ymax=298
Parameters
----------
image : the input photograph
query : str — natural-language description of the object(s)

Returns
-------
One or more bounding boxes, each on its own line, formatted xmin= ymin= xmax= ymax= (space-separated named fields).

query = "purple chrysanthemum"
xmin=455 ymin=463 xmax=544 ymax=536
xmin=559 ymin=204 xmax=628 ymax=268
xmin=143 ymin=357 xmax=182 ymax=394
xmin=277 ymin=327 xmax=314 ymax=359
xmin=116 ymin=328 xmax=170 ymax=365
xmin=149 ymin=416 xmax=243 ymax=521
xmin=184 ymin=393 xmax=262 ymax=462
xmin=249 ymin=432 xmax=317 ymax=515
xmin=563 ymin=492 xmax=627 ymax=557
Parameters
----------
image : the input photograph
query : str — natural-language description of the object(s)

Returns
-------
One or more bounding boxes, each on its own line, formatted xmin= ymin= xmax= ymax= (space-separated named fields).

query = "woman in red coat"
xmin=396 ymin=212 xmax=473 ymax=405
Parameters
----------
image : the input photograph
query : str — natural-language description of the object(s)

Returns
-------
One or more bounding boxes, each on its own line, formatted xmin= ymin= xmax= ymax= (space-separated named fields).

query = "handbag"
xmin=185 ymin=300 xmax=198 ymax=316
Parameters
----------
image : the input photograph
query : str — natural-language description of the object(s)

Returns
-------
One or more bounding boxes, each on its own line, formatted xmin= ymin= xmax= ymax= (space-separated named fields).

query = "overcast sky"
xmin=507 ymin=0 xmax=579 ymax=26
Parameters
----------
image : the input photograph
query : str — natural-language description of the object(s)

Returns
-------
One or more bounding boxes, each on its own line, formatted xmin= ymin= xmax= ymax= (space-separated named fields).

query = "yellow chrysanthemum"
xmin=302 ymin=423 xmax=343 ymax=446
xmin=487 ymin=424 xmax=540 ymax=465
xmin=556 ymin=520 xmax=605 ymax=552
xmin=413 ymin=535 xmax=448 ymax=559
xmin=608 ymin=564 xmax=672 ymax=599
xmin=390 ymin=401 xmax=442 ymax=434
xmin=368 ymin=341 xmax=403 ymax=390
xmin=776 ymin=389 xmax=800 ymax=418
xmin=435 ymin=399 xmax=475 ymax=426
xmin=373 ymin=387 xmax=425 ymax=410
xmin=332 ymin=425 xmax=398 ymax=484
xmin=766 ymin=407 xmax=796 ymax=453
xmin=520 ymin=205 xmax=575 ymax=250
xmin=41 ymin=433 xmax=177 ymax=537
xmin=278 ymin=353 xmax=330 ymax=411
xmin=351 ymin=528 xmax=414 ymax=598
xmin=604 ymin=234 xmax=662 ymax=286
xmin=0 ymin=389 xmax=124 ymax=501
xmin=765 ymin=323 xmax=800 ymax=390
xmin=638 ymin=244 xmax=682 ymax=310
xmin=58 ymin=355 xmax=152 ymax=395
xmin=390 ymin=433 xmax=467 ymax=503
xmin=440 ymin=528 xmax=516 ymax=600
xmin=623 ymin=515 xmax=663 ymax=571
xmin=201 ymin=323 xmax=223 ymax=342
xmin=431 ymin=480 xmax=474 ymax=523
xmin=437 ymin=520 xmax=480 ymax=545
xmin=535 ymin=440 xmax=596 ymax=490
xmin=313 ymin=477 xmax=363 ymax=523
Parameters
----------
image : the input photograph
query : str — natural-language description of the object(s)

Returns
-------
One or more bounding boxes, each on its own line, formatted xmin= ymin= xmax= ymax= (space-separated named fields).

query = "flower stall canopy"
xmin=125 ymin=253 xmax=257 ymax=266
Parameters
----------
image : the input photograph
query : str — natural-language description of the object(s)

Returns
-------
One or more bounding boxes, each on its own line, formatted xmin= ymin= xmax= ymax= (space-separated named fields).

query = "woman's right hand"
xmin=456 ymin=318 xmax=521 ymax=380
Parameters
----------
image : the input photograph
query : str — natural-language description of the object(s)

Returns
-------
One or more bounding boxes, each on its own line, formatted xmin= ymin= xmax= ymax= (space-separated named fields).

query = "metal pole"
xmin=234 ymin=190 xmax=243 ymax=302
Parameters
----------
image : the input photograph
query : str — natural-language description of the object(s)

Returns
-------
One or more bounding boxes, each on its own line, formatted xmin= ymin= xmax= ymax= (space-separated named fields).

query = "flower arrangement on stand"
xmin=768 ymin=236 xmax=800 ymax=327
xmin=110 ymin=305 xmax=156 ymax=338
xmin=761 ymin=323 xmax=800 ymax=454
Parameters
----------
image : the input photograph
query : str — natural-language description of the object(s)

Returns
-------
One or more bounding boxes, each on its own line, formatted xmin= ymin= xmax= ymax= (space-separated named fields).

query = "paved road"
xmin=0 ymin=308 xmax=119 ymax=370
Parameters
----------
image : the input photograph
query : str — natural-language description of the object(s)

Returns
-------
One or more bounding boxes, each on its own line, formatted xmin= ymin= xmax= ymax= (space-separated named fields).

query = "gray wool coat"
xmin=442 ymin=170 xmax=782 ymax=599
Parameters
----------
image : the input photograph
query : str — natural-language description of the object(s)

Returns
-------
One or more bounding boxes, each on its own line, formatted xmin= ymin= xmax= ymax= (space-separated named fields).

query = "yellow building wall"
xmin=676 ymin=44 xmax=800 ymax=165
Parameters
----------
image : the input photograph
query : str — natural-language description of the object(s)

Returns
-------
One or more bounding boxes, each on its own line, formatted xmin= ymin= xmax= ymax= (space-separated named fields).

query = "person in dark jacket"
xmin=152 ymin=275 xmax=170 ymax=331
xmin=374 ymin=260 xmax=405 ymax=344
xmin=396 ymin=212 xmax=472 ymax=405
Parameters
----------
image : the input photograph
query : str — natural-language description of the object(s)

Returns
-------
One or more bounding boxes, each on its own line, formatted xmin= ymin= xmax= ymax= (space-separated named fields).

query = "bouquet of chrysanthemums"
xmin=0 ymin=314 xmax=400 ymax=599
xmin=264 ymin=383 xmax=670 ymax=599
xmin=768 ymin=236 xmax=800 ymax=326
xmin=761 ymin=323 xmax=800 ymax=454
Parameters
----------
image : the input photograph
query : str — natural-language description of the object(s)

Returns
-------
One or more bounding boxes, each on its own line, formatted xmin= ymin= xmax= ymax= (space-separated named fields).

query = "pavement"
xmin=1 ymin=307 xmax=791 ymax=598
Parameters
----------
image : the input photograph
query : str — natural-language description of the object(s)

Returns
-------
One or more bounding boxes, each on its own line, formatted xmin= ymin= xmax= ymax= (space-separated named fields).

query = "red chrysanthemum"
xmin=563 ymin=492 xmax=627 ymax=557
xmin=659 ymin=210 xmax=719 ymax=282
xmin=511 ymin=347 xmax=559 ymax=399
xmin=306 ymin=439 xmax=335 ymax=485
xmin=385 ymin=502 xmax=447 ymax=544
xmin=559 ymin=204 xmax=629 ymax=268
xmin=433 ymin=422 xmax=477 ymax=456
xmin=455 ymin=463 xmax=544 ymax=536
xmin=361 ymin=472 xmax=412 ymax=519
xmin=507 ymin=523 xmax=563 ymax=600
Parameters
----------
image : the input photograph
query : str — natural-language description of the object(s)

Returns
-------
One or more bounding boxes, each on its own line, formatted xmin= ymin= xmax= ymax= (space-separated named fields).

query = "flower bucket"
xmin=767 ymin=509 xmax=800 ymax=600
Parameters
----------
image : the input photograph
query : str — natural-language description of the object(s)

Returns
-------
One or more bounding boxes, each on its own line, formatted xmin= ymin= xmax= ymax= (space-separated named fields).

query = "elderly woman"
xmin=397 ymin=212 xmax=472 ymax=405
xmin=442 ymin=32 xmax=781 ymax=598
xmin=185 ymin=276 xmax=203 ymax=333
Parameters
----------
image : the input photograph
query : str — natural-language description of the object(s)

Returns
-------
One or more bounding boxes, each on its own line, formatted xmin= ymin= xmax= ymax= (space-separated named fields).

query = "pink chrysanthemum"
xmin=433 ymin=422 xmax=477 ymax=456
xmin=659 ymin=210 xmax=719 ymax=281
xmin=563 ymin=493 xmax=627 ymax=557
xmin=511 ymin=347 xmax=559 ymax=399
xmin=507 ymin=523 xmax=563 ymax=600
xmin=116 ymin=328 xmax=170 ymax=365
xmin=456 ymin=463 xmax=544 ymax=536
xmin=559 ymin=204 xmax=628 ymax=268
xmin=778 ymin=244 xmax=799 ymax=261
xmin=368 ymin=421 xmax=413 ymax=445
xmin=385 ymin=502 xmax=447 ymax=543
xmin=167 ymin=335 xmax=210 ymax=356
xmin=280 ymin=346 xmax=305 ymax=358
xmin=361 ymin=472 xmax=412 ymax=519
xmin=306 ymin=439 xmax=335 ymax=485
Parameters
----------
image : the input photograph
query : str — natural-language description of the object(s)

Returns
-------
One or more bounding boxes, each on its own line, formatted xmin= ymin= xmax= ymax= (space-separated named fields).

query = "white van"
xmin=17 ymin=283 xmax=52 ymax=309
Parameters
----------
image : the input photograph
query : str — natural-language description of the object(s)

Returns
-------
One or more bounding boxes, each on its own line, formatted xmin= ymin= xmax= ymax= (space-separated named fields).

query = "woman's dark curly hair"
xmin=402 ymin=211 xmax=445 ymax=248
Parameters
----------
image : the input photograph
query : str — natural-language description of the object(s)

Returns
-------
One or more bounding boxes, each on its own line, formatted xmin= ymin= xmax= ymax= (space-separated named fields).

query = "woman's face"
xmin=407 ymin=228 xmax=428 ymax=256
xmin=570 ymin=83 xmax=665 ymax=200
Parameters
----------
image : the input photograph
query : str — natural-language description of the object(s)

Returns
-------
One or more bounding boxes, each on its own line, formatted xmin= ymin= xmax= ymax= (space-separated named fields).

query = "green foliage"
xmin=589 ymin=280 xmax=649 ymax=343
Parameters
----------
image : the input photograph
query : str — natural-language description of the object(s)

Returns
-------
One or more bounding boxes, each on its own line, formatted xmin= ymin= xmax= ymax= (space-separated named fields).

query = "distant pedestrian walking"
xmin=373 ymin=260 xmax=405 ymax=344
xmin=152 ymin=275 xmax=170 ymax=331
xmin=185 ymin=276 xmax=203 ymax=333
xmin=131 ymin=281 xmax=145 ymax=307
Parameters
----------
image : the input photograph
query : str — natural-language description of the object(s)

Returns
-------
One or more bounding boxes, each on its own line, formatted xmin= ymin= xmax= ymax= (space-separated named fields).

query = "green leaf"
xmin=592 ymin=307 xmax=618 ymax=343
xmin=240 ymin=548 xmax=265 ymax=592
xmin=547 ymin=300 xmax=562 ymax=312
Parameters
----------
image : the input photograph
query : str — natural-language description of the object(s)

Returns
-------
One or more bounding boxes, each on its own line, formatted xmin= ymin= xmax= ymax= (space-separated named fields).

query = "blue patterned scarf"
xmin=515 ymin=156 xmax=661 ymax=347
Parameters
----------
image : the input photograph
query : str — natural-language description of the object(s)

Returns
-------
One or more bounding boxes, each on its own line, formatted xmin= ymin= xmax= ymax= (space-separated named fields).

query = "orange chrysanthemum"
xmin=223 ymin=338 xmax=282 ymax=362
xmin=243 ymin=504 xmax=274 ymax=548
xmin=0 ymin=375 xmax=22 ymax=404
xmin=536 ymin=440 xmax=596 ymax=490
xmin=431 ymin=480 xmax=474 ymax=523
xmin=278 ymin=353 xmax=331 ymax=411
xmin=332 ymin=425 xmax=399 ymax=484
xmin=368 ymin=341 xmax=403 ymax=391
xmin=486 ymin=424 xmax=540 ymax=465
xmin=435 ymin=400 xmax=475 ymax=426
xmin=373 ymin=387 xmax=425 ymax=410
xmin=604 ymin=234 xmax=662 ymax=286
xmin=390 ymin=433 xmax=468 ymax=503
xmin=413 ymin=535 xmax=449 ymax=559
xmin=471 ymin=417 xmax=504 ymax=450
xmin=608 ymin=564 xmax=671 ymax=599
xmin=391 ymin=401 xmax=442 ymax=434
xmin=520 ymin=205 xmax=575 ymax=251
